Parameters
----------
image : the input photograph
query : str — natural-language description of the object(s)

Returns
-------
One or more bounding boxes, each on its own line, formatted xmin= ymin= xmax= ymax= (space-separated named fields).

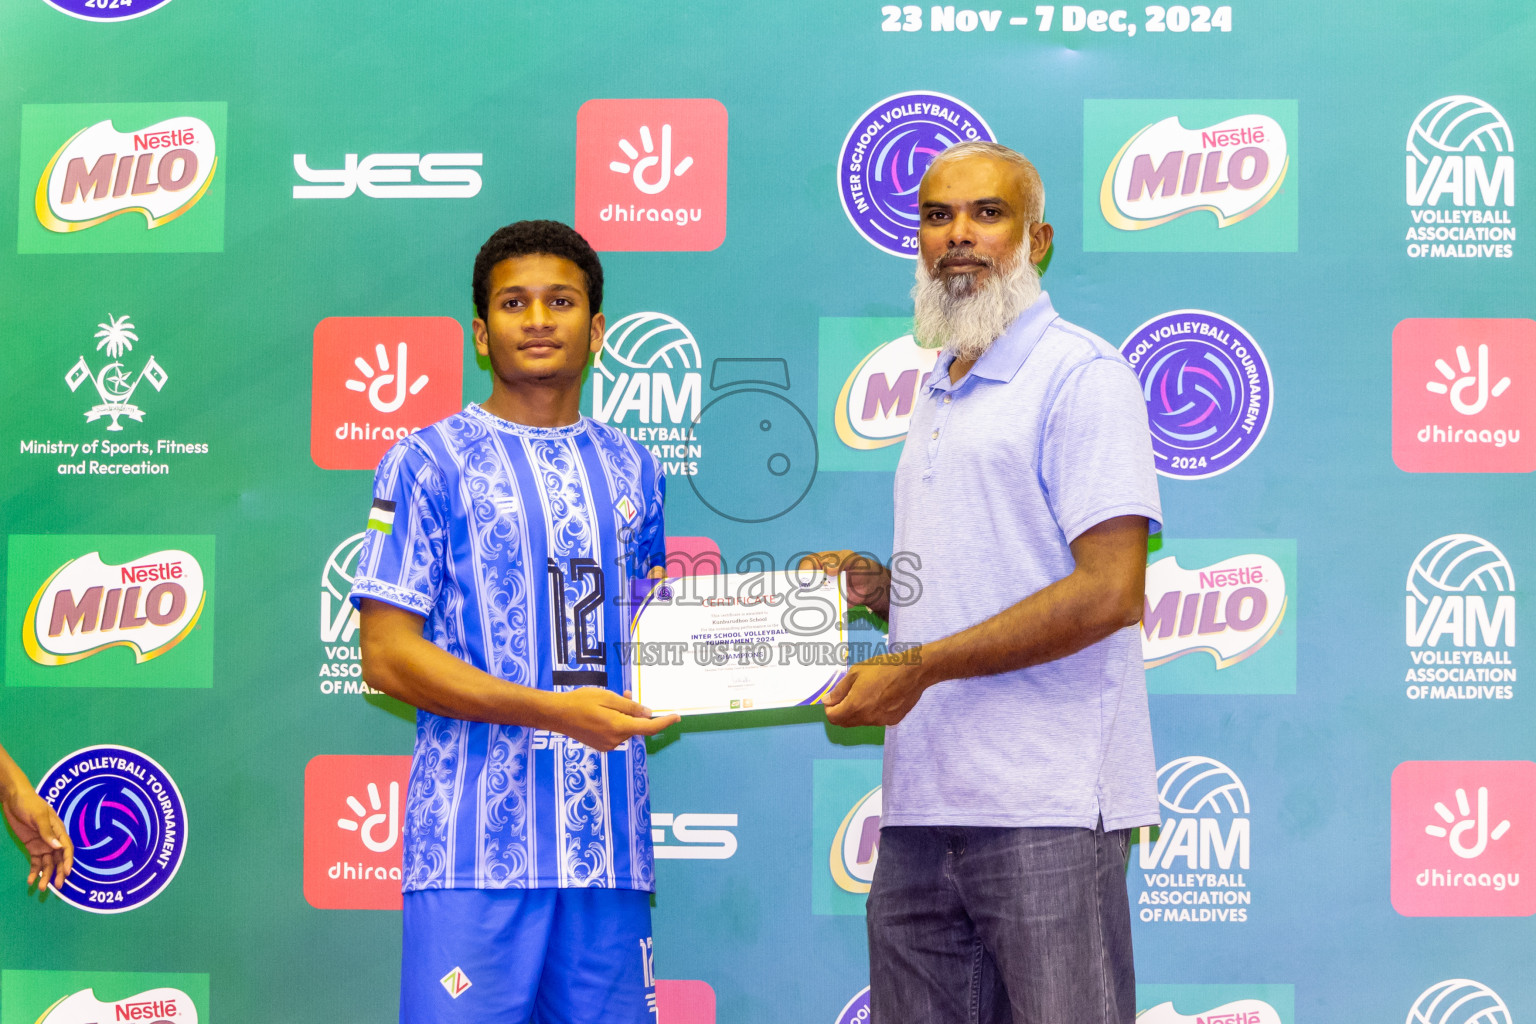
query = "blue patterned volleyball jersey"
xmin=349 ymin=404 xmax=666 ymax=893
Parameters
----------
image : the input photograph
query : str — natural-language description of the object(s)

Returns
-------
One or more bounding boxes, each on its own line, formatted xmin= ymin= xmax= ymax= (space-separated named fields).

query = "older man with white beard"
xmin=808 ymin=141 xmax=1163 ymax=1024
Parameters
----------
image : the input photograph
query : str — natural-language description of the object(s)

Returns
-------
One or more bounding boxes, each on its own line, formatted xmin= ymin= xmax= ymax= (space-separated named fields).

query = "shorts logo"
xmin=616 ymin=495 xmax=639 ymax=524
xmin=310 ymin=317 xmax=464 ymax=471
xmin=43 ymin=0 xmax=177 ymax=21
xmin=1405 ymin=96 xmax=1515 ymax=260
xmin=1392 ymin=319 xmax=1536 ymax=473
xmin=829 ymin=787 xmax=882 ymax=893
xmin=23 ymin=548 xmax=205 ymax=666
xmin=575 ymin=99 xmax=728 ymax=252
xmin=1100 ymin=115 xmax=1288 ymax=230
xmin=1391 ymin=760 xmax=1535 ymax=917
xmin=36 ymin=745 xmax=187 ymax=912
xmin=1142 ymin=543 xmax=1294 ymax=695
xmin=303 ymin=755 xmax=411 ymax=909
xmin=1406 ymin=979 xmax=1510 ymax=1024
xmin=1085 ymin=101 xmax=1298 ymax=252
xmin=19 ymin=103 xmax=227 ymax=253
xmin=30 ymin=987 xmax=197 ymax=1024
xmin=838 ymin=91 xmax=994 ymax=258
xmin=439 ymin=968 xmax=471 ymax=999
xmin=66 ymin=314 xmax=168 ymax=432
xmin=835 ymin=987 xmax=871 ymax=1024
xmin=1134 ymin=755 xmax=1252 ymax=924
xmin=1121 ymin=310 xmax=1273 ymax=479
xmin=1403 ymin=534 xmax=1517 ymax=701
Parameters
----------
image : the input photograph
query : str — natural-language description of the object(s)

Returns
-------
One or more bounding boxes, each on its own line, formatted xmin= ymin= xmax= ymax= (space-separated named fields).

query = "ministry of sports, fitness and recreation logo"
xmin=589 ymin=312 xmax=704 ymax=475
xmin=303 ymin=754 xmax=410 ymax=910
xmin=1135 ymin=984 xmax=1292 ymax=1024
xmin=1120 ymin=310 xmax=1273 ymax=480
xmin=1392 ymin=318 xmax=1536 ymax=474
xmin=42 ymin=0 xmax=178 ymax=21
xmin=1084 ymin=100 xmax=1298 ymax=253
xmin=1405 ymin=96 xmax=1515 ymax=260
xmin=1405 ymin=979 xmax=1511 ymax=1024
xmin=1142 ymin=540 xmax=1295 ymax=695
xmin=66 ymin=314 xmax=167 ymax=431
xmin=835 ymin=987 xmax=871 ymax=1024
xmin=0 ymin=972 xmax=208 ymax=1024
xmin=1392 ymin=760 xmax=1536 ymax=917
xmin=35 ymin=745 xmax=187 ymax=912
xmin=575 ymin=98 xmax=729 ymax=252
xmin=5 ymin=534 xmax=215 ymax=688
xmin=837 ymin=91 xmax=994 ymax=258
xmin=1403 ymin=534 xmax=1518 ymax=702
xmin=1133 ymin=755 xmax=1253 ymax=924
xmin=19 ymin=103 xmax=226 ymax=254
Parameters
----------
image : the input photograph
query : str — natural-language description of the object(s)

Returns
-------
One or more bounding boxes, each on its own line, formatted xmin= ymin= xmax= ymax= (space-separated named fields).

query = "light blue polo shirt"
xmin=884 ymin=291 xmax=1164 ymax=831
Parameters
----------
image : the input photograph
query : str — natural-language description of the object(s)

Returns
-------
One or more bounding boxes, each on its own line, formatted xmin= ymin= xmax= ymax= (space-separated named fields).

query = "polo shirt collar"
xmin=926 ymin=290 xmax=1057 ymax=391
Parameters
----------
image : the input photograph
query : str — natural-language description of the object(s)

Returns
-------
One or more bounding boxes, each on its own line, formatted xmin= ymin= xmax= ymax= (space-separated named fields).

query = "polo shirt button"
xmin=943 ymin=395 xmax=952 ymax=403
xmin=931 ymin=431 xmax=939 ymax=439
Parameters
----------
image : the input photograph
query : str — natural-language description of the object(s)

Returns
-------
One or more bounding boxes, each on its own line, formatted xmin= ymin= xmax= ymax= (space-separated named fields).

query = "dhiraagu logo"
xmin=18 ymin=103 xmax=227 ymax=254
xmin=812 ymin=759 xmax=882 ymax=914
xmin=5 ymin=534 xmax=215 ymax=688
xmin=1084 ymin=100 xmax=1297 ymax=252
xmin=1136 ymin=984 xmax=1293 ymax=1024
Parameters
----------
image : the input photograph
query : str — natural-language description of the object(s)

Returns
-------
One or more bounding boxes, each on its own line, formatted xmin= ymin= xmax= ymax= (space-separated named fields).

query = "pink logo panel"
xmin=1391 ymin=760 xmax=1536 ymax=916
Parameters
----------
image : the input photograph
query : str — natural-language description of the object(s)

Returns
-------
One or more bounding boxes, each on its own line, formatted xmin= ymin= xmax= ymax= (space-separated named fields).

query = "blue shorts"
xmin=401 ymin=887 xmax=656 ymax=1024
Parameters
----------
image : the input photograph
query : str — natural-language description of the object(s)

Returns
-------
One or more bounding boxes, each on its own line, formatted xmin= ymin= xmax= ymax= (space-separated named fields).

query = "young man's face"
xmin=472 ymin=253 xmax=604 ymax=386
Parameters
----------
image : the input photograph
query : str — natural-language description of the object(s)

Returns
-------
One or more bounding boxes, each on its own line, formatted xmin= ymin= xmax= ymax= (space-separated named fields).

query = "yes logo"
xmin=1141 ymin=540 xmax=1296 ymax=695
xmin=818 ymin=317 xmax=939 ymax=471
xmin=812 ymin=759 xmax=882 ymax=915
xmin=651 ymin=813 xmax=738 ymax=860
xmin=292 ymin=152 xmax=483 ymax=199
xmin=310 ymin=317 xmax=464 ymax=470
xmin=1085 ymin=100 xmax=1298 ymax=253
xmin=1391 ymin=760 xmax=1536 ymax=917
xmin=1392 ymin=319 xmax=1536 ymax=473
xmin=575 ymin=99 xmax=728 ymax=252
xmin=303 ymin=755 xmax=411 ymax=910
xmin=1134 ymin=755 xmax=1253 ymax=924
xmin=6 ymin=535 xmax=215 ymax=688
xmin=18 ymin=103 xmax=226 ymax=253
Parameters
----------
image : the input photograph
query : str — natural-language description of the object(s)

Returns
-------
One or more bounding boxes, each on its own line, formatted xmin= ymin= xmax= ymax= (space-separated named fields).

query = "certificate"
xmin=630 ymin=570 xmax=849 ymax=716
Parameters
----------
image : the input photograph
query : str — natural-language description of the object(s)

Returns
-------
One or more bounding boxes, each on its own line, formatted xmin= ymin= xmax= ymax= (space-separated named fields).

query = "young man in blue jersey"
xmin=354 ymin=220 xmax=678 ymax=1024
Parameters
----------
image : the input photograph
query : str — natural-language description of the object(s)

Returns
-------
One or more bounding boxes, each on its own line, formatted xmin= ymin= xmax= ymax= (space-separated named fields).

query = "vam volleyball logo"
xmin=1142 ymin=539 xmax=1295 ymax=695
xmin=1392 ymin=318 xmax=1536 ymax=474
xmin=1405 ymin=96 xmax=1515 ymax=260
xmin=1134 ymin=755 xmax=1253 ymax=924
xmin=1084 ymin=100 xmax=1298 ymax=252
xmin=43 ymin=0 xmax=177 ymax=21
xmin=18 ymin=103 xmax=226 ymax=253
xmin=5 ymin=534 xmax=215 ymax=688
xmin=837 ymin=92 xmax=994 ymax=258
xmin=317 ymin=532 xmax=378 ymax=696
xmin=1120 ymin=311 xmax=1273 ymax=480
xmin=588 ymin=311 xmax=704 ymax=476
xmin=1406 ymin=979 xmax=1511 ymax=1024
xmin=1403 ymin=534 xmax=1517 ymax=701
xmin=35 ymin=745 xmax=187 ymax=912
xmin=1391 ymin=760 xmax=1535 ymax=917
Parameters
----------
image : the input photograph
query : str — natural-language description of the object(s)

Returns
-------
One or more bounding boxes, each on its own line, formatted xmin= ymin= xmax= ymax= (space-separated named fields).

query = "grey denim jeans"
xmin=866 ymin=824 xmax=1136 ymax=1024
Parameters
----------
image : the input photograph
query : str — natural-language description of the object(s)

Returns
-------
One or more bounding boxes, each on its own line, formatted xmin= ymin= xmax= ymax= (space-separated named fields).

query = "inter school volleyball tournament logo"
xmin=1392 ymin=760 xmax=1536 ymax=918
xmin=1142 ymin=540 xmax=1295 ymax=695
xmin=835 ymin=987 xmax=871 ymax=1024
xmin=42 ymin=0 xmax=177 ymax=21
xmin=837 ymin=92 xmax=994 ymax=257
xmin=1120 ymin=311 xmax=1273 ymax=479
xmin=309 ymin=317 xmax=464 ymax=470
xmin=1406 ymin=96 xmax=1515 ymax=260
xmin=1084 ymin=100 xmax=1298 ymax=252
xmin=1392 ymin=318 xmax=1536 ymax=474
xmin=1403 ymin=534 xmax=1517 ymax=702
xmin=1406 ymin=979 xmax=1511 ymax=1024
xmin=35 ymin=745 xmax=187 ymax=912
xmin=1134 ymin=755 xmax=1252 ymax=924
xmin=19 ymin=103 xmax=226 ymax=253
xmin=575 ymin=98 xmax=729 ymax=251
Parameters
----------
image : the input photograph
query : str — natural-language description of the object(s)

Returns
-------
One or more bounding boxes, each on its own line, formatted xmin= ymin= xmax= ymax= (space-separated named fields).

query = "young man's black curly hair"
xmin=471 ymin=220 xmax=604 ymax=321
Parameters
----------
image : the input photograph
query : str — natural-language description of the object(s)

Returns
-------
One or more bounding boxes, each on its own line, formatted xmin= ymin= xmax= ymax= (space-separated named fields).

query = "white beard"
xmin=911 ymin=251 xmax=1042 ymax=361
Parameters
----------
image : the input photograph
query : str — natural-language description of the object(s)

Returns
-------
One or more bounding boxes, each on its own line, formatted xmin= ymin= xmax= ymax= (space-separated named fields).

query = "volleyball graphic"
xmin=594 ymin=311 xmax=703 ymax=384
xmin=1156 ymin=755 xmax=1250 ymax=815
xmin=1406 ymin=979 xmax=1510 ymax=1024
xmin=1406 ymin=534 xmax=1514 ymax=604
xmin=1408 ymin=96 xmax=1514 ymax=165
xmin=323 ymin=533 xmax=366 ymax=607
